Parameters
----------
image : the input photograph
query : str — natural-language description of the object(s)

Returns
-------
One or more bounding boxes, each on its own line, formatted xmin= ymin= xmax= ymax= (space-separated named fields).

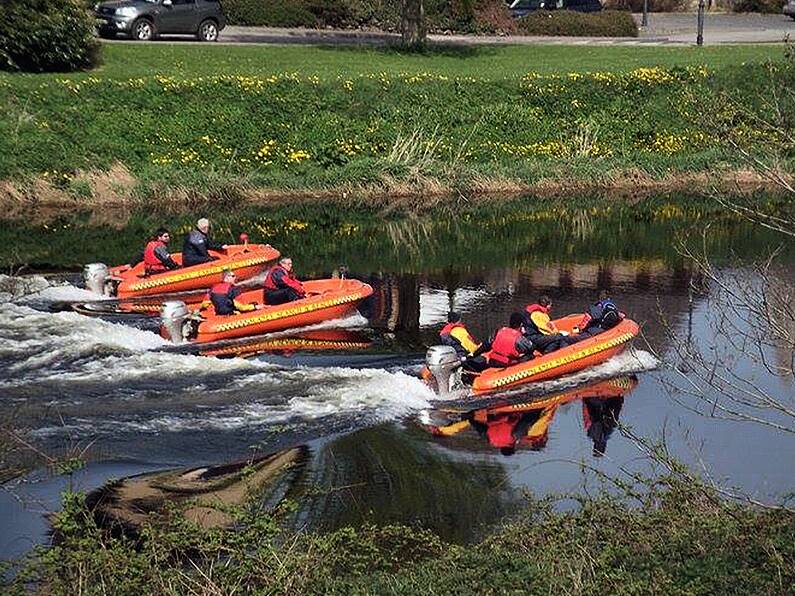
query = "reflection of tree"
xmin=663 ymin=52 xmax=795 ymax=438
xmin=292 ymin=424 xmax=517 ymax=544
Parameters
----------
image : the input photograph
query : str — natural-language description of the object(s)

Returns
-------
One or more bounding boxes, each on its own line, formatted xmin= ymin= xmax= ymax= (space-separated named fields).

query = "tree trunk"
xmin=401 ymin=0 xmax=426 ymax=48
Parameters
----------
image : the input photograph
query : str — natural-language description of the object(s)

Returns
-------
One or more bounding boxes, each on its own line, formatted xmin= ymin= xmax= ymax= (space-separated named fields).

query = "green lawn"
xmin=0 ymin=42 xmax=786 ymax=81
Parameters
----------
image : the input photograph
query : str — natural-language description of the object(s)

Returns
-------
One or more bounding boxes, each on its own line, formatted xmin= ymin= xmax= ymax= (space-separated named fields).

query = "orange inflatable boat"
xmin=425 ymin=315 xmax=640 ymax=396
xmin=83 ymin=243 xmax=280 ymax=299
xmin=160 ymin=279 xmax=374 ymax=344
xmin=199 ymin=329 xmax=373 ymax=358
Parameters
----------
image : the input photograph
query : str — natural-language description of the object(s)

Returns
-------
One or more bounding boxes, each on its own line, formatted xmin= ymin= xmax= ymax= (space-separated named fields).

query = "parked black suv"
xmin=95 ymin=0 xmax=226 ymax=41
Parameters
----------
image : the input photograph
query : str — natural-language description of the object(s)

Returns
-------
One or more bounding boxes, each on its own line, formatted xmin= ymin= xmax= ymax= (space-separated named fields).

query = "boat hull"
xmin=189 ymin=279 xmax=374 ymax=343
xmin=110 ymin=244 xmax=280 ymax=298
xmin=471 ymin=317 xmax=640 ymax=395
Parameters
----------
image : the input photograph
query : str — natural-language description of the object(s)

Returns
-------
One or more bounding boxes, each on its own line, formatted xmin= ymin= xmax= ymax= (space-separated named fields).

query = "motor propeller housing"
xmin=161 ymin=301 xmax=191 ymax=344
xmin=425 ymin=345 xmax=462 ymax=395
xmin=84 ymin=263 xmax=110 ymax=295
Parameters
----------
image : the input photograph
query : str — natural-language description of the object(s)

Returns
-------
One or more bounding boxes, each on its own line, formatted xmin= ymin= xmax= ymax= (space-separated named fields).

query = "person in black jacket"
xmin=182 ymin=218 xmax=227 ymax=267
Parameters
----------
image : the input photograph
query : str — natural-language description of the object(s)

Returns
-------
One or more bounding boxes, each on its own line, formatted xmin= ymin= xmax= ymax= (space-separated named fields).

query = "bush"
xmin=0 ymin=0 xmax=101 ymax=73
xmin=602 ymin=0 xmax=688 ymax=11
xmin=517 ymin=10 xmax=639 ymax=37
xmin=732 ymin=0 xmax=785 ymax=13
xmin=221 ymin=0 xmax=515 ymax=33
xmin=222 ymin=0 xmax=317 ymax=27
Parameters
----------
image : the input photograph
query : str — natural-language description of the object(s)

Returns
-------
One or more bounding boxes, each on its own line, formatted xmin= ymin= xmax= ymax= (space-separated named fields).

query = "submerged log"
xmin=88 ymin=446 xmax=308 ymax=532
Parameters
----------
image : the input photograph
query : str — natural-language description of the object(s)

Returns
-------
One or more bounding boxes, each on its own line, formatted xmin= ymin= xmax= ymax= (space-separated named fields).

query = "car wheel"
xmin=131 ymin=18 xmax=155 ymax=41
xmin=197 ymin=19 xmax=219 ymax=42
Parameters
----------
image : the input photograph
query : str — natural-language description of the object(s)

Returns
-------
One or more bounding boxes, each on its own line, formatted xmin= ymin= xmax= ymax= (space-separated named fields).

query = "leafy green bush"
xmin=602 ymin=0 xmax=688 ymax=11
xmin=221 ymin=0 xmax=513 ymax=33
xmin=732 ymin=0 xmax=785 ymax=13
xmin=517 ymin=10 xmax=639 ymax=37
xmin=0 ymin=0 xmax=101 ymax=73
xmin=222 ymin=0 xmax=317 ymax=27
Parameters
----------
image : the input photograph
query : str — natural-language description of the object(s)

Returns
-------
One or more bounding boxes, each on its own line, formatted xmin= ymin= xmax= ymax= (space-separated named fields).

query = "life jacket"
xmin=523 ymin=304 xmax=550 ymax=335
xmin=586 ymin=299 xmax=621 ymax=330
xmin=440 ymin=321 xmax=464 ymax=351
xmin=488 ymin=327 xmax=522 ymax=366
xmin=209 ymin=281 xmax=237 ymax=315
xmin=440 ymin=321 xmax=464 ymax=340
xmin=264 ymin=265 xmax=304 ymax=294
xmin=486 ymin=414 xmax=521 ymax=449
xmin=143 ymin=240 xmax=167 ymax=274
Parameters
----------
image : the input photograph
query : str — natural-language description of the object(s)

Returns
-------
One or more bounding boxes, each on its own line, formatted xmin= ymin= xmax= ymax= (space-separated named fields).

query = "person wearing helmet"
xmin=182 ymin=218 xmax=228 ymax=267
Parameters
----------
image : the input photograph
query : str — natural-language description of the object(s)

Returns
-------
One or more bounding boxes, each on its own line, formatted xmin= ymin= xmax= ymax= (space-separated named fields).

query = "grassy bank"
xmin=0 ymin=43 xmax=792 ymax=212
xmin=5 ymin=476 xmax=794 ymax=594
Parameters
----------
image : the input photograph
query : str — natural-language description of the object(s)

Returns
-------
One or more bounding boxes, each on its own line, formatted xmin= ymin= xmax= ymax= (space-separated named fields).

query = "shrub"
xmin=517 ymin=10 xmax=639 ymax=37
xmin=0 ymin=0 xmax=101 ymax=73
xmin=732 ymin=0 xmax=785 ymax=13
xmin=221 ymin=0 xmax=515 ymax=33
xmin=602 ymin=0 xmax=688 ymax=11
xmin=222 ymin=0 xmax=317 ymax=27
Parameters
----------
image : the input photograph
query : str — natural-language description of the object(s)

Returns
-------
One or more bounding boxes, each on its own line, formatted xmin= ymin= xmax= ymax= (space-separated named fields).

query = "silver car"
xmin=95 ymin=0 xmax=226 ymax=41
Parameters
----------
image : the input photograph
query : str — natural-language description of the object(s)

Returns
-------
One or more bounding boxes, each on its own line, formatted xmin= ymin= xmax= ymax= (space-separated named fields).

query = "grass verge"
xmin=0 ymin=43 xmax=792 ymax=213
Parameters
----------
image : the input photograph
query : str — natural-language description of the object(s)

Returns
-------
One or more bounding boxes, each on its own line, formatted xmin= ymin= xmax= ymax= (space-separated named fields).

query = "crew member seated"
xmin=523 ymin=296 xmax=572 ymax=354
xmin=182 ymin=217 xmax=227 ymax=267
xmin=575 ymin=291 xmax=624 ymax=338
xmin=201 ymin=270 xmax=261 ymax=316
xmin=263 ymin=257 xmax=305 ymax=305
xmin=143 ymin=228 xmax=180 ymax=275
xmin=439 ymin=311 xmax=481 ymax=357
xmin=480 ymin=312 xmax=536 ymax=369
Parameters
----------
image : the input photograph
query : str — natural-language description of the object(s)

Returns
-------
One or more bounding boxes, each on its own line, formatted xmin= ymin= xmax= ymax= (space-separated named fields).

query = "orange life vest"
xmin=488 ymin=327 xmax=522 ymax=366
xmin=524 ymin=303 xmax=551 ymax=335
xmin=143 ymin=240 xmax=167 ymax=274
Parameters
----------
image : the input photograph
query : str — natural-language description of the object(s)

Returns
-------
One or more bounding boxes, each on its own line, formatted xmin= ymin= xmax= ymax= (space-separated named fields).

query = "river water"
xmin=1 ymin=201 xmax=793 ymax=559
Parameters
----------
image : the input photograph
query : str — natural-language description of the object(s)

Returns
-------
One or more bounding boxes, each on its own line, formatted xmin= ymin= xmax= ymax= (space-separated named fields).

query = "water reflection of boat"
xmin=87 ymin=447 xmax=307 ymax=533
xmin=160 ymin=279 xmax=374 ymax=344
xmin=83 ymin=243 xmax=280 ymax=298
xmin=198 ymin=329 xmax=373 ymax=359
xmin=424 ymin=316 xmax=639 ymax=396
xmin=422 ymin=376 xmax=638 ymax=456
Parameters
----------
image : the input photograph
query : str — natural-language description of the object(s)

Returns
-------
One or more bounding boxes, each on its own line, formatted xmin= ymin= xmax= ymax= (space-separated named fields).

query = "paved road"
xmin=213 ymin=13 xmax=795 ymax=46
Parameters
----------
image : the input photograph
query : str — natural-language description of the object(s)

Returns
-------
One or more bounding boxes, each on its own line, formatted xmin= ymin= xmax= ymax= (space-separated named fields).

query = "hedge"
xmin=0 ymin=0 xmax=100 ymax=73
xmin=221 ymin=0 xmax=515 ymax=33
xmin=517 ymin=10 xmax=639 ymax=37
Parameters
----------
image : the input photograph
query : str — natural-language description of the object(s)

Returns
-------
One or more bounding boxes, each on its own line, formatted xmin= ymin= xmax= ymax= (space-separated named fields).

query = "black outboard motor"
xmin=425 ymin=345 xmax=462 ymax=396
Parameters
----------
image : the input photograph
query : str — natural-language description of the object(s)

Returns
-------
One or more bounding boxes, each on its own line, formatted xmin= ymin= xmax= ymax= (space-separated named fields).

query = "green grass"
xmin=0 ymin=43 xmax=791 ymax=208
xmin=5 ymin=475 xmax=795 ymax=595
xmin=0 ymin=42 xmax=786 ymax=81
